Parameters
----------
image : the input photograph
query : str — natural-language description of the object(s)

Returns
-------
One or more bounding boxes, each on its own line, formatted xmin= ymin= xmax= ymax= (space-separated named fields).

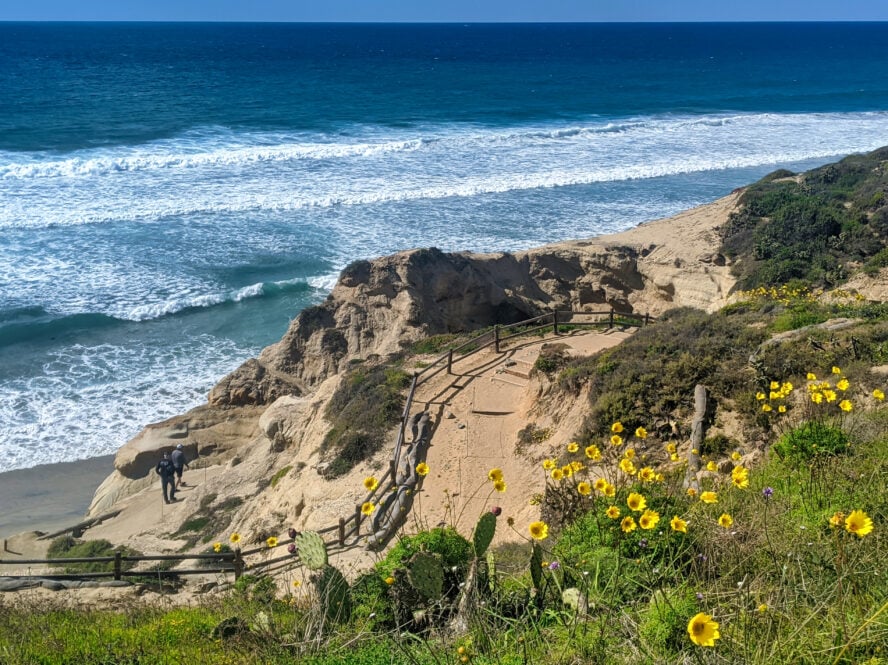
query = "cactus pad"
xmin=315 ymin=565 xmax=352 ymax=624
xmin=295 ymin=531 xmax=328 ymax=571
xmin=530 ymin=542 xmax=542 ymax=590
xmin=472 ymin=512 xmax=496 ymax=558
xmin=407 ymin=552 xmax=444 ymax=600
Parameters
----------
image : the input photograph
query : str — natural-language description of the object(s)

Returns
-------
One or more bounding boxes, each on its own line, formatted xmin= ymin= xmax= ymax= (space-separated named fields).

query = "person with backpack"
xmin=171 ymin=443 xmax=189 ymax=488
xmin=155 ymin=452 xmax=177 ymax=504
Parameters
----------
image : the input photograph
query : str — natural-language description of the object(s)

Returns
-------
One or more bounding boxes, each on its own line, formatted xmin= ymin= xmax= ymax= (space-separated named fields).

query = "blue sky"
xmin=1 ymin=0 xmax=886 ymax=22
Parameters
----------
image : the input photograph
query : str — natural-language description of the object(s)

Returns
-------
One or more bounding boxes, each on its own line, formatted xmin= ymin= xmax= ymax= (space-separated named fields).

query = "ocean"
xmin=2 ymin=22 xmax=888 ymax=472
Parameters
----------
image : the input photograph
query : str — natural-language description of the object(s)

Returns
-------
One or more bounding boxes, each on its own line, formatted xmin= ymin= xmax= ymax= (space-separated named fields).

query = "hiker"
xmin=171 ymin=443 xmax=189 ymax=488
xmin=155 ymin=452 xmax=177 ymax=504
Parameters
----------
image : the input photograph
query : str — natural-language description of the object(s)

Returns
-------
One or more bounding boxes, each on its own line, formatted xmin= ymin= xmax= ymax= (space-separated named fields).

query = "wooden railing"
xmin=0 ymin=307 xmax=652 ymax=584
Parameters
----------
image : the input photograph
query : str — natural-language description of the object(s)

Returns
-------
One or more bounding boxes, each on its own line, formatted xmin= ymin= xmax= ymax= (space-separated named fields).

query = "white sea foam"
xmin=2 ymin=111 xmax=888 ymax=231
xmin=0 ymin=336 xmax=249 ymax=472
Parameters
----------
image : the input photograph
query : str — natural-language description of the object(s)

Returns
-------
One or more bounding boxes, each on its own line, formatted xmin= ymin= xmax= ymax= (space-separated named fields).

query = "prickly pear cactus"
xmin=472 ymin=512 xmax=496 ymax=558
xmin=407 ymin=552 xmax=444 ymax=600
xmin=315 ymin=565 xmax=352 ymax=624
xmin=486 ymin=550 xmax=497 ymax=593
xmin=530 ymin=542 xmax=543 ymax=591
xmin=295 ymin=531 xmax=328 ymax=571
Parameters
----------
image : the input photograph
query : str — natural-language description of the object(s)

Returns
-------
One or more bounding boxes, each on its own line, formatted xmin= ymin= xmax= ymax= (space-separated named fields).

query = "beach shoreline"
xmin=0 ymin=455 xmax=114 ymax=540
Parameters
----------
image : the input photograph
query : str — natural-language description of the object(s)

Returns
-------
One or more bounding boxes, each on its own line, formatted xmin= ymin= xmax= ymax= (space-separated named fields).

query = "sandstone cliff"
xmin=83 ymin=193 xmax=739 ymax=560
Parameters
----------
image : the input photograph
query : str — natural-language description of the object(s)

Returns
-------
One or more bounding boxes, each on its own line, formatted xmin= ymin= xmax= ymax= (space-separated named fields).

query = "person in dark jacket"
xmin=155 ymin=452 xmax=177 ymax=504
xmin=171 ymin=443 xmax=189 ymax=488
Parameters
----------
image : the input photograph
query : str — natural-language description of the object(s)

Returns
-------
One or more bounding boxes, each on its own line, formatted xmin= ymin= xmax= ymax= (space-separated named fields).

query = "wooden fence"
xmin=0 ymin=307 xmax=652 ymax=583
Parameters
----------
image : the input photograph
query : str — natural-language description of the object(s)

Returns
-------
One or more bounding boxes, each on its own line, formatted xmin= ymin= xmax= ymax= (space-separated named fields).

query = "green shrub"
xmin=639 ymin=588 xmax=699 ymax=656
xmin=773 ymin=420 xmax=850 ymax=465
xmin=46 ymin=537 xmax=141 ymax=574
xmin=320 ymin=362 xmax=411 ymax=478
xmin=269 ymin=465 xmax=292 ymax=488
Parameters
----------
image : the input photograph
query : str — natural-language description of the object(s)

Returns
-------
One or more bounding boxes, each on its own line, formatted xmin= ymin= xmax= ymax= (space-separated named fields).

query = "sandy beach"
xmin=0 ymin=455 xmax=114 ymax=540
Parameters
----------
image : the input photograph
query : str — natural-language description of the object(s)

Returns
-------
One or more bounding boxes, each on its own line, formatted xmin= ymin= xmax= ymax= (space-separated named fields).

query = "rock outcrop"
xmin=89 ymin=192 xmax=739 ymax=523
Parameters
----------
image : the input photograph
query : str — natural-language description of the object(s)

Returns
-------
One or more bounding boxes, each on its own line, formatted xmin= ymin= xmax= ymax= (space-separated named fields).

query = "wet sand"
xmin=0 ymin=456 xmax=114 ymax=540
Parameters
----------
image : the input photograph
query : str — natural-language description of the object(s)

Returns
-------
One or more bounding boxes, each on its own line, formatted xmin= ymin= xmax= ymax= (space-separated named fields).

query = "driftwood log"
xmin=366 ymin=412 xmax=432 ymax=550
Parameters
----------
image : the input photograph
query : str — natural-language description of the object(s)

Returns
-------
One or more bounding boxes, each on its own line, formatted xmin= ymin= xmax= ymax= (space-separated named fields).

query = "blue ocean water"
xmin=2 ymin=22 xmax=888 ymax=471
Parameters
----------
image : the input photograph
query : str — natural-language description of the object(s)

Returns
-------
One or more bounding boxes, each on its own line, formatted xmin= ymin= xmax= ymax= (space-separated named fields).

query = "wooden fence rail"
xmin=0 ymin=307 xmax=653 ymax=585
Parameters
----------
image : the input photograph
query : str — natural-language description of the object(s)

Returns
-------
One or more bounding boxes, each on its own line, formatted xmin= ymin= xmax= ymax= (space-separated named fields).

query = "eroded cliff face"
xmin=93 ymin=193 xmax=739 ymax=519
xmin=211 ymin=192 xmax=738 ymax=404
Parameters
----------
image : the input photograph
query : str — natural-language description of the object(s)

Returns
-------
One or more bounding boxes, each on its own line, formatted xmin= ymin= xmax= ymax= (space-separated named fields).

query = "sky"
xmin=1 ymin=0 xmax=886 ymax=23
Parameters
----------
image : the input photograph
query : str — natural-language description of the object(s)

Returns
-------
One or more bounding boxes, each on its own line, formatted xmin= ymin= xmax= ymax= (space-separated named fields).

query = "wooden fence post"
xmin=645 ymin=312 xmax=650 ymax=326
xmin=113 ymin=551 xmax=122 ymax=581
xmin=338 ymin=518 xmax=346 ymax=547
xmin=552 ymin=310 xmax=559 ymax=335
xmin=233 ymin=550 xmax=244 ymax=580
xmin=447 ymin=349 xmax=453 ymax=374
xmin=609 ymin=310 xmax=614 ymax=329
xmin=355 ymin=505 xmax=362 ymax=536
xmin=494 ymin=325 xmax=500 ymax=352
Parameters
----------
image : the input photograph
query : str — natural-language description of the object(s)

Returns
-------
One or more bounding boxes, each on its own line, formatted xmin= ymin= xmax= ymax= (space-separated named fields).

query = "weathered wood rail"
xmin=0 ymin=307 xmax=653 ymax=584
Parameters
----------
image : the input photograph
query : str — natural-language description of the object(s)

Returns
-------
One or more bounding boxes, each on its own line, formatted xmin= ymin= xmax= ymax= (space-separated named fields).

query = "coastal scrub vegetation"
xmin=319 ymin=361 xmax=411 ymax=479
xmin=722 ymin=146 xmax=888 ymax=288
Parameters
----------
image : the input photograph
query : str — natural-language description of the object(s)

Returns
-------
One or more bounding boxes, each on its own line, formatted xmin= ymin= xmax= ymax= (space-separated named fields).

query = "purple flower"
xmin=490 ymin=506 xmax=502 ymax=517
xmin=762 ymin=487 xmax=774 ymax=500
xmin=696 ymin=592 xmax=704 ymax=601
xmin=287 ymin=543 xmax=297 ymax=555
xmin=638 ymin=539 xmax=648 ymax=549
xmin=548 ymin=561 xmax=560 ymax=571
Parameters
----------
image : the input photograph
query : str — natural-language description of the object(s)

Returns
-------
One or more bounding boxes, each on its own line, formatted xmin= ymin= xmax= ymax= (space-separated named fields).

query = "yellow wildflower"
xmin=361 ymin=501 xmax=376 ymax=516
xmin=635 ymin=426 xmax=648 ymax=439
xmin=621 ymin=516 xmax=637 ymax=533
xmin=688 ymin=612 xmax=720 ymax=647
xmin=845 ymin=510 xmax=874 ymax=537
xmin=731 ymin=451 xmax=742 ymax=461
xmin=570 ymin=461 xmax=584 ymax=472
xmin=670 ymin=453 xmax=680 ymax=462
xmin=811 ymin=392 xmax=824 ymax=404
xmin=832 ymin=366 xmax=842 ymax=375
xmin=610 ymin=434 xmax=623 ymax=446
xmin=416 ymin=462 xmax=430 ymax=476
xmin=718 ymin=513 xmax=733 ymax=528
xmin=686 ymin=487 xmax=698 ymax=498
xmin=267 ymin=536 xmax=279 ymax=548
xmin=493 ymin=480 xmax=507 ymax=493
xmin=769 ymin=380 xmax=779 ymax=390
xmin=619 ymin=458 xmax=637 ymax=475
xmin=606 ymin=505 xmax=621 ymax=519
xmin=638 ymin=466 xmax=656 ymax=482
xmin=762 ymin=404 xmax=772 ymax=412
xmin=577 ymin=481 xmax=591 ymax=496
xmin=566 ymin=442 xmax=579 ymax=454
xmin=700 ymin=491 xmax=718 ymax=504
xmin=778 ymin=405 xmax=786 ymax=413
xmin=836 ymin=378 xmax=850 ymax=392
xmin=363 ymin=476 xmax=379 ymax=491
xmin=529 ymin=521 xmax=549 ymax=540
xmin=543 ymin=458 xmax=556 ymax=470
xmin=561 ymin=464 xmax=574 ymax=478
xmin=756 ymin=392 xmax=766 ymax=401
xmin=551 ymin=468 xmax=564 ymax=481
xmin=670 ymin=516 xmax=688 ymax=533
xmin=874 ymin=388 xmax=885 ymax=401
xmin=806 ymin=372 xmax=817 ymax=380
xmin=488 ymin=468 xmax=503 ymax=482
xmin=828 ymin=511 xmax=844 ymax=528
xmin=229 ymin=533 xmax=242 ymax=545
xmin=594 ymin=478 xmax=608 ymax=493
xmin=839 ymin=399 xmax=853 ymax=412
xmin=626 ymin=492 xmax=647 ymax=512
xmin=611 ymin=422 xmax=624 ymax=433
xmin=624 ymin=448 xmax=636 ymax=459
xmin=639 ymin=509 xmax=660 ymax=530
xmin=666 ymin=442 xmax=677 ymax=454
xmin=603 ymin=483 xmax=615 ymax=497
xmin=706 ymin=461 xmax=718 ymax=473
xmin=585 ymin=445 xmax=602 ymax=460
xmin=213 ymin=542 xmax=222 ymax=553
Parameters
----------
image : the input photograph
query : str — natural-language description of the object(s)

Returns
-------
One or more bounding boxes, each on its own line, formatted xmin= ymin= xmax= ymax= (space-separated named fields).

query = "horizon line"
xmin=2 ymin=19 xmax=888 ymax=25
